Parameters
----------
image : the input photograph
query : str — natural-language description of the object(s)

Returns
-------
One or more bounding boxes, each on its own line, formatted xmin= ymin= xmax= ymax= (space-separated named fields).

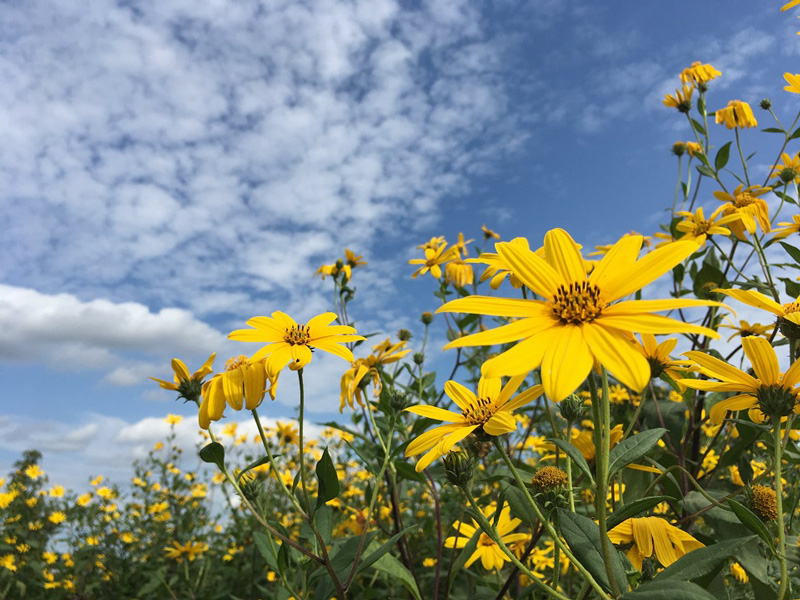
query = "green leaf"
xmin=761 ymin=127 xmax=785 ymax=134
xmin=655 ymin=536 xmax=755 ymax=581
xmin=790 ymin=125 xmax=800 ymax=140
xmin=557 ymin=509 xmax=627 ymax=594
xmin=696 ymin=164 xmax=716 ymax=178
xmin=690 ymin=118 xmax=706 ymax=137
xmin=780 ymin=241 xmax=800 ymax=265
xmin=607 ymin=429 xmax=666 ymax=478
xmin=448 ymin=527 xmax=480 ymax=588
xmin=372 ymin=552 xmax=422 ymax=600
xmin=620 ymin=580 xmax=717 ymax=599
xmin=236 ymin=456 xmax=271 ymax=484
xmin=715 ymin=142 xmax=732 ymax=171
xmin=315 ymin=448 xmax=340 ymax=508
xmin=199 ymin=442 xmax=225 ymax=470
xmin=780 ymin=277 xmax=800 ymax=299
xmin=547 ymin=437 xmax=594 ymax=483
xmin=394 ymin=459 xmax=426 ymax=483
xmin=314 ymin=505 xmax=333 ymax=546
xmin=253 ymin=531 xmax=280 ymax=571
xmin=357 ymin=525 xmax=418 ymax=575
xmin=728 ymin=499 xmax=775 ymax=553
xmin=503 ymin=484 xmax=539 ymax=528
xmin=607 ymin=496 xmax=674 ymax=529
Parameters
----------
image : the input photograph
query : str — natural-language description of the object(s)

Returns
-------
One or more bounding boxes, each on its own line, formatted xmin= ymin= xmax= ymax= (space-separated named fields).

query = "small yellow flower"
xmin=77 ymin=492 xmax=92 ymax=507
xmin=409 ymin=240 xmax=460 ymax=279
xmin=91 ymin=475 xmax=103 ymax=486
xmin=405 ymin=375 xmax=543 ymax=471
xmin=48 ymin=512 xmax=66 ymax=524
xmin=423 ymin=557 xmax=437 ymax=567
xmin=730 ymin=562 xmax=748 ymax=583
xmin=769 ymin=152 xmax=800 ymax=185
xmin=86 ymin=536 xmax=99 ymax=546
xmin=164 ymin=540 xmax=209 ymax=562
xmin=164 ymin=414 xmax=183 ymax=425
xmin=49 ymin=485 xmax=64 ymax=498
xmin=444 ymin=504 xmax=529 ymax=570
xmin=149 ymin=354 xmax=215 ymax=400
xmin=680 ymin=62 xmax=721 ymax=85
xmin=482 ymin=225 xmax=500 ymax=240
xmin=663 ymin=84 xmax=694 ymax=112
xmin=96 ymin=487 xmax=115 ymax=500
xmin=0 ymin=554 xmax=16 ymax=572
xmin=608 ymin=517 xmax=704 ymax=570
xmin=713 ymin=184 xmax=771 ymax=239
xmin=198 ymin=356 xmax=278 ymax=429
xmin=720 ymin=319 xmax=773 ymax=342
xmin=685 ymin=141 xmax=703 ymax=157
xmin=715 ymin=100 xmax=758 ymax=129
xmin=675 ymin=205 xmax=740 ymax=246
xmin=784 ymin=73 xmax=800 ymax=94
xmin=340 ymin=338 xmax=410 ymax=411
xmin=24 ymin=464 xmax=43 ymax=479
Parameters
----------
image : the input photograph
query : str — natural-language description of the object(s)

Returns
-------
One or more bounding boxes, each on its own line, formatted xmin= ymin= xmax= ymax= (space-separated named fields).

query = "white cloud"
xmin=0 ymin=283 xmax=227 ymax=376
xmin=0 ymin=0 xmax=521 ymax=322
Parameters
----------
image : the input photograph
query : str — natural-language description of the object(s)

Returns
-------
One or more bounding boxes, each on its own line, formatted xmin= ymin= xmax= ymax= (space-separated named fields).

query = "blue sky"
xmin=1 ymin=0 xmax=799 ymax=490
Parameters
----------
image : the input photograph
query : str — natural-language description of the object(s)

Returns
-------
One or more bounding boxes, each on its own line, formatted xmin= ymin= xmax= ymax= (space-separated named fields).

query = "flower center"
xmin=284 ymin=325 xmax=311 ymax=346
xmin=733 ymin=192 xmax=756 ymax=208
xmin=462 ymin=397 xmax=496 ymax=426
xmin=551 ymin=281 xmax=605 ymax=324
xmin=478 ymin=532 xmax=495 ymax=547
xmin=783 ymin=302 xmax=800 ymax=316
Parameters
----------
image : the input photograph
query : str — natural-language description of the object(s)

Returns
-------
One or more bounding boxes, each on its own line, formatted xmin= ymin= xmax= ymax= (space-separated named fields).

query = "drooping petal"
xmin=243 ymin=363 xmax=266 ymax=410
xmin=405 ymin=424 xmax=462 ymax=456
xmin=742 ymin=337 xmax=780 ymax=385
xmin=714 ymin=289 xmax=784 ymax=317
xmin=583 ymin=324 xmax=651 ymax=392
xmin=632 ymin=518 xmax=654 ymax=560
xmin=541 ymin=324 xmax=593 ymax=401
xmin=709 ymin=394 xmax=757 ymax=424
xmin=650 ymin=520 xmax=679 ymax=567
xmin=310 ymin=338 xmax=355 ymax=363
xmin=483 ymin=411 xmax=516 ymax=436
xmin=171 ymin=359 xmax=190 ymax=381
xmin=264 ymin=345 xmax=293 ymax=376
xmin=223 ymin=369 xmax=244 ymax=411
xmin=683 ymin=351 xmax=760 ymax=390
xmin=781 ymin=355 xmax=800 ymax=387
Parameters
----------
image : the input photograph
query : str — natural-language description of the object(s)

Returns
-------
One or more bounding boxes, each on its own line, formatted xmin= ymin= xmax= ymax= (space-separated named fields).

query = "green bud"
xmin=443 ymin=450 xmax=474 ymax=487
xmin=760 ymin=98 xmax=772 ymax=110
xmin=397 ymin=329 xmax=412 ymax=341
xmin=559 ymin=394 xmax=587 ymax=423
xmin=421 ymin=312 xmax=434 ymax=325
xmin=413 ymin=352 xmax=425 ymax=366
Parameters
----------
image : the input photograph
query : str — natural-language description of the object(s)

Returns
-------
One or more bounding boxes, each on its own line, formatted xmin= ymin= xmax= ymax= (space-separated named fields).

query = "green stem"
xmin=752 ymin=234 xmax=779 ymax=302
xmin=493 ymin=440 xmax=611 ymax=599
xmin=565 ymin=420 xmax=576 ymax=513
xmin=734 ymin=127 xmax=751 ymax=186
xmin=622 ymin=385 xmax=648 ymax=440
xmin=775 ymin=422 xmax=790 ymax=600
xmin=297 ymin=368 xmax=312 ymax=514
xmin=588 ymin=370 xmax=622 ymax=597
xmin=459 ymin=488 xmax=571 ymax=600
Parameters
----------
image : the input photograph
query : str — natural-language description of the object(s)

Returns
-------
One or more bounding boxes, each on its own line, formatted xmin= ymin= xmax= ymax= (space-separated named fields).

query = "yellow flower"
xmin=91 ymin=475 xmax=103 ymax=486
xmin=149 ymin=354 xmax=215 ymax=400
xmin=769 ymin=152 xmax=800 ymax=185
xmin=77 ymin=492 xmax=92 ymax=507
xmin=715 ymin=100 xmax=758 ymax=129
xmin=467 ymin=237 xmax=529 ymax=289
xmin=409 ymin=241 xmax=460 ymax=279
xmin=438 ymin=229 xmax=719 ymax=401
xmin=680 ymin=336 xmax=800 ymax=424
xmin=685 ymin=141 xmax=703 ymax=157
xmin=713 ymin=184 xmax=771 ymax=239
xmin=229 ymin=311 xmax=363 ymax=376
xmin=86 ymin=536 xmax=99 ymax=546
xmin=198 ymin=356 xmax=277 ymax=429
xmin=96 ymin=487 xmax=115 ymax=500
xmin=565 ymin=425 xmax=623 ymax=461
xmin=0 ymin=554 xmax=16 ymax=572
xmin=24 ymin=464 xmax=43 ymax=479
xmin=609 ymin=517 xmax=703 ymax=570
xmin=782 ymin=0 xmax=800 ymax=11
xmin=164 ymin=414 xmax=183 ymax=425
xmin=634 ymin=333 xmax=694 ymax=389
xmin=719 ymin=319 xmax=773 ymax=342
xmin=784 ymin=73 xmax=800 ymax=94
xmin=445 ymin=257 xmax=474 ymax=288
xmin=405 ymin=375 xmax=543 ymax=471
xmin=164 ymin=540 xmax=209 ymax=562
xmin=731 ymin=562 xmax=749 ymax=583
xmin=275 ymin=421 xmax=299 ymax=446
xmin=48 ymin=512 xmax=66 ymax=524
xmin=663 ymin=84 xmax=694 ymax=112
xmin=674 ymin=206 xmax=740 ymax=246
xmin=42 ymin=552 xmax=58 ymax=564
xmin=423 ymin=557 xmax=437 ymax=567
xmin=482 ymin=225 xmax=501 ymax=240
xmin=49 ymin=485 xmax=64 ymax=498
xmin=714 ymin=288 xmax=800 ymax=329
xmin=773 ymin=215 xmax=800 ymax=242
xmin=340 ymin=338 xmax=410 ymax=411
xmin=444 ymin=503 xmax=529 ymax=570
xmin=679 ymin=62 xmax=721 ymax=85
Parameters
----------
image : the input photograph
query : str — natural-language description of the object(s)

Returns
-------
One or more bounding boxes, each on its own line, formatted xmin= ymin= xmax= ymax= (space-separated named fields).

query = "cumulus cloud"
xmin=0 ymin=283 xmax=227 ymax=375
xmin=0 ymin=0 xmax=524 ymax=320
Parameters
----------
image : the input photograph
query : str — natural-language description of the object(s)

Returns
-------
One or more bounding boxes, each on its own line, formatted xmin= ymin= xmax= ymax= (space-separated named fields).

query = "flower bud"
xmin=531 ymin=466 xmax=570 ymax=512
xmin=671 ymin=142 xmax=686 ymax=157
xmin=760 ymin=98 xmax=772 ymax=110
xmin=443 ymin=449 xmax=474 ymax=487
xmin=421 ymin=312 xmax=434 ymax=325
xmin=397 ymin=329 xmax=412 ymax=341
xmin=388 ymin=390 xmax=410 ymax=412
xmin=413 ymin=352 xmax=425 ymax=366
xmin=755 ymin=382 xmax=797 ymax=420
xmin=559 ymin=394 xmax=587 ymax=423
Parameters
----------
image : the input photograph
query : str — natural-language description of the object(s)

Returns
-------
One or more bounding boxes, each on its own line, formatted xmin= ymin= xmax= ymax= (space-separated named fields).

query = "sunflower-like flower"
xmin=405 ymin=375 xmax=543 ymax=471
xmin=150 ymin=354 xmax=216 ymax=403
xmin=409 ymin=239 xmax=460 ymax=279
xmin=437 ymin=229 xmax=720 ymax=401
xmin=608 ymin=517 xmax=704 ymax=571
xmin=446 ymin=257 xmax=474 ymax=288
xmin=714 ymin=288 xmax=800 ymax=336
xmin=685 ymin=141 xmax=703 ymax=157
xmin=674 ymin=206 xmax=741 ymax=246
xmin=482 ymin=225 xmax=501 ymax=240
xmin=339 ymin=338 xmax=410 ymax=411
xmin=720 ymin=319 xmax=773 ymax=342
xmin=634 ymin=333 xmax=694 ymax=389
xmin=663 ymin=84 xmax=695 ymax=113
xmin=680 ymin=336 xmax=800 ymax=424
xmin=773 ymin=215 xmax=800 ymax=241
xmin=713 ymin=184 xmax=771 ymax=239
xmin=769 ymin=152 xmax=800 ymax=185
xmin=198 ymin=356 xmax=277 ymax=429
xmin=164 ymin=540 xmax=209 ymax=563
xmin=680 ymin=62 xmax=721 ymax=85
xmin=467 ymin=237 xmax=529 ymax=289
xmin=444 ymin=503 xmax=529 ymax=570
xmin=229 ymin=311 xmax=364 ymax=376
xmin=316 ymin=249 xmax=367 ymax=282
xmin=715 ymin=100 xmax=758 ymax=129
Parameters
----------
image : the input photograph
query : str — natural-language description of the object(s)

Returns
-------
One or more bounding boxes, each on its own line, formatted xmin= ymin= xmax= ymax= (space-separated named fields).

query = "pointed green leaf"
xmin=315 ymin=447 xmax=340 ymax=508
xmin=655 ymin=536 xmax=755 ymax=581
xmin=608 ymin=428 xmax=666 ymax=478
xmin=547 ymin=437 xmax=594 ymax=484
xmin=715 ymin=142 xmax=732 ymax=171
xmin=199 ymin=442 xmax=225 ymax=471
xmin=620 ymin=580 xmax=717 ymax=599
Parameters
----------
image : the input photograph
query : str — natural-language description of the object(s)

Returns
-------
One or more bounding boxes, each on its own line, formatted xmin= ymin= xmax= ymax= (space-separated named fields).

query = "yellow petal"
xmin=405 ymin=405 xmax=466 ymax=423
xmin=443 ymin=315 xmax=553 ymax=349
xmin=495 ymin=240 xmax=563 ymax=298
xmin=171 ymin=359 xmax=190 ymax=381
xmin=499 ymin=384 xmax=543 ymax=412
xmin=406 ymin=424 xmax=462 ymax=457
xmin=541 ymin=325 xmax=593 ymax=401
xmin=437 ymin=296 xmax=550 ymax=318
xmin=305 ymin=312 xmax=339 ymax=332
xmin=742 ymin=337 xmax=780 ymax=385
xmin=481 ymin=325 xmax=560 ymax=377
xmin=650 ymin=519 xmax=678 ymax=567
xmin=439 ymin=425 xmax=478 ymax=453
xmin=583 ymin=324 xmax=650 ymax=392
xmin=310 ymin=339 xmax=355 ymax=362
xmin=590 ymin=235 xmax=643 ymax=292
xmin=495 ymin=374 xmax=528 ymax=407
xmin=596 ymin=313 xmax=719 ymax=338
xmin=632 ymin=518 xmax=654 ymax=560
xmin=709 ymin=394 xmax=756 ymax=424
xmin=223 ymin=369 xmax=244 ymax=411
xmin=683 ymin=351 xmax=760 ymax=390
xmin=714 ymin=289 xmax=784 ymax=317
xmin=603 ymin=241 xmax=699 ymax=302
xmin=478 ymin=377 xmax=502 ymax=401
xmin=782 ymin=355 xmax=800 ymax=387
xmin=544 ymin=228 xmax=586 ymax=282
xmin=444 ymin=380 xmax=478 ymax=411
xmin=483 ymin=412 xmax=516 ymax=436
